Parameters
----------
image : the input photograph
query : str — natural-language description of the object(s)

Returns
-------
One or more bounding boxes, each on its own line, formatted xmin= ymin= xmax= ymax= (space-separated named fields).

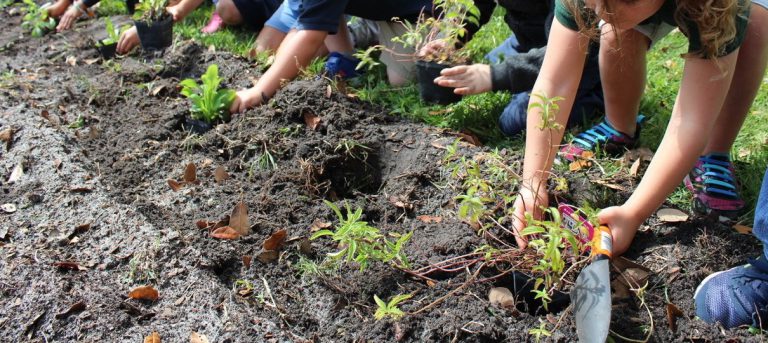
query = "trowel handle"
xmin=591 ymin=225 xmax=613 ymax=259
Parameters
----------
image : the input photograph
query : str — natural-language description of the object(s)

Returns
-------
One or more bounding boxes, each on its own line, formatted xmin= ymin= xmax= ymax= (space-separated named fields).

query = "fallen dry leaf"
xmin=129 ymin=286 xmax=159 ymax=301
xmin=0 ymin=127 xmax=13 ymax=150
xmin=488 ymin=287 xmax=515 ymax=309
xmin=1 ymin=203 xmax=16 ymax=213
xmin=263 ymin=229 xmax=287 ymax=251
xmin=580 ymin=151 xmax=595 ymax=159
xmin=569 ymin=159 xmax=591 ymax=172
xmin=303 ymin=111 xmax=321 ymax=130
xmin=183 ymin=162 xmax=197 ymax=183
xmin=458 ymin=131 xmax=481 ymax=146
xmin=190 ymin=332 xmax=209 ymax=343
xmin=256 ymin=249 xmax=279 ymax=263
xmin=298 ymin=238 xmax=313 ymax=255
xmin=230 ymin=201 xmax=250 ymax=235
xmin=611 ymin=279 xmax=631 ymax=300
xmin=167 ymin=179 xmax=183 ymax=192
xmin=211 ymin=226 xmax=241 ymax=240
xmin=591 ymin=179 xmax=629 ymax=192
xmin=242 ymin=255 xmax=252 ymax=269
xmin=65 ymin=56 xmax=77 ymax=66
xmin=666 ymin=303 xmax=684 ymax=332
xmin=151 ymin=85 xmax=166 ymax=96
xmin=310 ymin=219 xmax=331 ymax=232
xmin=388 ymin=196 xmax=413 ymax=210
xmin=8 ymin=164 xmax=23 ymax=183
xmin=196 ymin=220 xmax=214 ymax=229
xmin=53 ymin=261 xmax=88 ymax=271
xmin=325 ymin=84 xmax=332 ymax=98
xmin=214 ymin=166 xmax=229 ymax=183
xmin=55 ymin=301 xmax=86 ymax=319
xmin=416 ymin=215 xmax=442 ymax=223
xmin=617 ymin=268 xmax=650 ymax=288
xmin=733 ymin=224 xmax=753 ymax=235
xmin=430 ymin=141 xmax=446 ymax=150
xmin=144 ymin=331 xmax=161 ymax=343
xmin=84 ymin=58 xmax=100 ymax=65
xmin=657 ymin=208 xmax=689 ymax=223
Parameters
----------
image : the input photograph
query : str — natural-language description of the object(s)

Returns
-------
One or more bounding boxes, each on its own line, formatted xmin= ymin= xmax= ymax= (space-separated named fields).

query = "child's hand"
xmin=165 ymin=4 xmax=182 ymax=22
xmin=229 ymin=88 xmax=265 ymax=114
xmin=597 ymin=206 xmax=644 ymax=256
xmin=433 ymin=64 xmax=492 ymax=95
xmin=56 ymin=3 xmax=82 ymax=32
xmin=418 ymin=40 xmax=446 ymax=59
xmin=510 ymin=185 xmax=548 ymax=249
xmin=117 ymin=26 xmax=139 ymax=55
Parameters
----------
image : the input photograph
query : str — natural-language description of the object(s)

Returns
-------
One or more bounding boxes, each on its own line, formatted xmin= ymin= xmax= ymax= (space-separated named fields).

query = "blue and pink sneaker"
xmin=694 ymin=256 xmax=768 ymax=329
xmin=559 ymin=115 xmax=645 ymax=162
xmin=684 ymin=153 xmax=745 ymax=218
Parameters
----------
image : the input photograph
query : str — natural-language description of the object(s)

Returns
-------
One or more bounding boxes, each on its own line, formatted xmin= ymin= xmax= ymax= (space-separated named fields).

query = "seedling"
xmin=179 ymin=64 xmax=236 ymax=124
xmin=134 ymin=0 xmax=167 ymax=21
xmin=21 ymin=0 xmax=55 ymax=37
xmin=334 ymin=139 xmax=371 ymax=160
xmin=373 ymin=293 xmax=412 ymax=320
xmin=97 ymin=17 xmax=128 ymax=47
xmin=311 ymin=200 xmax=411 ymax=271
xmin=528 ymin=319 xmax=552 ymax=343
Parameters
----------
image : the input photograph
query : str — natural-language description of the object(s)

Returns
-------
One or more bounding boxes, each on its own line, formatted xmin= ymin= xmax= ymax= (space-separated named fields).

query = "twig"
xmin=410 ymin=262 xmax=485 ymax=315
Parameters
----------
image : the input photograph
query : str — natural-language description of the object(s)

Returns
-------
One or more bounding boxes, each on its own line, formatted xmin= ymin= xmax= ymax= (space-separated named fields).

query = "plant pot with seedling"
xmin=94 ymin=17 xmax=127 ymax=59
xmin=179 ymin=64 xmax=236 ymax=134
xmin=133 ymin=0 xmax=172 ymax=51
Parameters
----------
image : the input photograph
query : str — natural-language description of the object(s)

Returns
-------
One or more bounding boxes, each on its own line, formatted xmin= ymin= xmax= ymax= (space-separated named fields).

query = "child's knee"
xmin=216 ymin=0 xmax=242 ymax=25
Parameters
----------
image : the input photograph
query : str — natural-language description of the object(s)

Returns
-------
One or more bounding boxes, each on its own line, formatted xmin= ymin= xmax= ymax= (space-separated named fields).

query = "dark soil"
xmin=1 ymin=8 xmax=765 ymax=343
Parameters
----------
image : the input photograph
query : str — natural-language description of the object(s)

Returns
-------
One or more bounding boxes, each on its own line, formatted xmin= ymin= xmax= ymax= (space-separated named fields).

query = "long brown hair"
xmin=563 ymin=0 xmax=746 ymax=59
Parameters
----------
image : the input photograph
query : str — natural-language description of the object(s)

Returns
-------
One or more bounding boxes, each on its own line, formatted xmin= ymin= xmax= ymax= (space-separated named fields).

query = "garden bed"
xmin=0 ymin=10 xmax=764 ymax=342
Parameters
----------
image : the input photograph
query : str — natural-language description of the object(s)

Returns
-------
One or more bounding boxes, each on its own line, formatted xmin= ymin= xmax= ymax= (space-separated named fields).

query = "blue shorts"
xmin=264 ymin=0 xmax=299 ymax=33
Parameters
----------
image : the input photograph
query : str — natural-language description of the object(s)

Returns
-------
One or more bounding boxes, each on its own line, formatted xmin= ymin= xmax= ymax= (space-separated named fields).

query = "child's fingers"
xmin=439 ymin=65 xmax=468 ymax=76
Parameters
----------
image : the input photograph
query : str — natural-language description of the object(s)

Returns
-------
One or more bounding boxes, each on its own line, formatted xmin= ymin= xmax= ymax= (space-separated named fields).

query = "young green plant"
xmin=21 ymin=0 xmax=55 ymax=37
xmin=179 ymin=64 xmax=236 ymax=123
xmin=135 ymin=0 xmax=168 ymax=21
xmin=311 ymin=200 xmax=411 ymax=271
xmin=98 ymin=17 xmax=128 ymax=46
xmin=373 ymin=293 xmax=412 ymax=320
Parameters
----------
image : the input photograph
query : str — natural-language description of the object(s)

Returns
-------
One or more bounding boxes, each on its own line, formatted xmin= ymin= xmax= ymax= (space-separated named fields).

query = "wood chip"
xmin=629 ymin=158 xmax=642 ymax=177
xmin=7 ymin=164 xmax=23 ymax=183
xmin=488 ymin=287 xmax=515 ymax=309
xmin=1 ymin=203 xmax=16 ymax=213
xmin=303 ymin=111 xmax=321 ymax=130
xmin=144 ymin=331 xmax=161 ymax=343
xmin=190 ymin=332 xmax=209 ymax=343
xmin=129 ymin=286 xmax=159 ymax=301
xmin=657 ymin=208 xmax=689 ymax=223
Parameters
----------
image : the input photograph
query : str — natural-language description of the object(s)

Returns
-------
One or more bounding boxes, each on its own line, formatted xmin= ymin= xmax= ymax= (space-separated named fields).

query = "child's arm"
xmin=166 ymin=0 xmax=205 ymax=22
xmin=510 ymin=19 xmax=589 ymax=247
xmin=600 ymin=51 xmax=740 ymax=255
xmin=230 ymin=29 xmax=328 ymax=113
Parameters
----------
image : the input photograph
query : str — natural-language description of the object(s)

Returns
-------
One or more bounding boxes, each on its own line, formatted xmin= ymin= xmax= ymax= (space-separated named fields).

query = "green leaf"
xmin=310 ymin=229 xmax=334 ymax=240
xmin=521 ymin=226 xmax=546 ymax=236
xmin=373 ymin=295 xmax=387 ymax=308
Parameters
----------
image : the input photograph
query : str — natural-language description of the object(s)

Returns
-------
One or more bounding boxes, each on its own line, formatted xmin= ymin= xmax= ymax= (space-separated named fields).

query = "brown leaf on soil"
xmin=190 ymin=332 xmax=210 ymax=343
xmin=144 ymin=331 xmax=161 ymax=343
xmin=242 ymin=255 xmax=252 ymax=269
xmin=84 ymin=58 xmax=100 ymax=65
xmin=263 ymin=229 xmax=287 ymax=251
xmin=310 ymin=219 xmax=331 ymax=232
xmin=733 ymin=224 xmax=753 ymax=235
xmin=0 ymin=127 xmax=13 ymax=151
xmin=53 ymin=261 xmax=88 ymax=271
xmin=488 ymin=287 xmax=515 ymax=309
xmin=129 ymin=286 xmax=159 ymax=301
xmin=230 ymin=201 xmax=250 ymax=235
xmin=167 ymin=179 xmax=183 ymax=192
xmin=195 ymin=220 xmax=213 ymax=229
xmin=617 ymin=268 xmax=650 ymax=288
xmin=69 ymin=186 xmax=93 ymax=193
xmin=580 ymin=151 xmax=595 ymax=159
xmin=8 ymin=163 xmax=23 ymax=183
xmin=66 ymin=56 xmax=77 ymax=66
xmin=457 ymin=131 xmax=481 ymax=147
xmin=256 ymin=249 xmax=279 ymax=263
xmin=388 ymin=196 xmax=413 ymax=210
xmin=55 ymin=301 xmax=86 ymax=319
xmin=591 ymin=179 xmax=629 ymax=192
xmin=569 ymin=159 xmax=591 ymax=172
xmin=657 ymin=208 xmax=689 ymax=223
xmin=299 ymin=238 xmax=313 ymax=255
xmin=303 ymin=111 xmax=321 ymax=130
xmin=416 ymin=215 xmax=442 ymax=223
xmin=629 ymin=158 xmax=642 ymax=177
xmin=151 ymin=85 xmax=166 ymax=96
xmin=183 ymin=162 xmax=197 ymax=183
xmin=666 ymin=303 xmax=684 ymax=332
xmin=612 ymin=257 xmax=652 ymax=273
xmin=213 ymin=216 xmax=229 ymax=229
xmin=211 ymin=226 xmax=241 ymax=240
xmin=611 ymin=279 xmax=631 ymax=300
xmin=214 ymin=166 xmax=229 ymax=183
xmin=430 ymin=141 xmax=446 ymax=149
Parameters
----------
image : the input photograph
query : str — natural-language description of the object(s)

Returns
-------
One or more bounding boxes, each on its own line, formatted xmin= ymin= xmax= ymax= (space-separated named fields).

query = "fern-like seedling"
xmin=179 ymin=64 xmax=236 ymax=123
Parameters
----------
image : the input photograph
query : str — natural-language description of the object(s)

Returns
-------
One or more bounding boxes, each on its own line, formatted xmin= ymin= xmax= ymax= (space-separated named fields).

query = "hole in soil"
xmin=319 ymin=151 xmax=383 ymax=199
xmin=210 ymin=257 xmax=241 ymax=286
xmin=495 ymin=271 xmax=570 ymax=315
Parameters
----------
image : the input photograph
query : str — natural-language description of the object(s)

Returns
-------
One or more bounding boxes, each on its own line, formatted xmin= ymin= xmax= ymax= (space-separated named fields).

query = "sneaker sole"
xmin=693 ymin=266 xmax=742 ymax=300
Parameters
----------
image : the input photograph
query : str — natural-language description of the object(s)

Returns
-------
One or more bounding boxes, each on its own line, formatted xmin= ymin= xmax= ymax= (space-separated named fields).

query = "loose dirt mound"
xmin=0 ymin=10 xmax=763 ymax=342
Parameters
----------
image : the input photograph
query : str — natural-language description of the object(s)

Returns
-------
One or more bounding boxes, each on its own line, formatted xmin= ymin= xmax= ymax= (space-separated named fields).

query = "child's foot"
xmin=201 ymin=12 xmax=224 ymax=34
xmin=684 ymin=153 xmax=745 ymax=218
xmin=559 ymin=115 xmax=644 ymax=162
xmin=323 ymin=52 xmax=361 ymax=80
xmin=694 ymin=256 xmax=768 ymax=329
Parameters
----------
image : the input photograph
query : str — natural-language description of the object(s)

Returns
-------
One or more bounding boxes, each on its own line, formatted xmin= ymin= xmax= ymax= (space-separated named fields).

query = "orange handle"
xmin=591 ymin=225 xmax=613 ymax=258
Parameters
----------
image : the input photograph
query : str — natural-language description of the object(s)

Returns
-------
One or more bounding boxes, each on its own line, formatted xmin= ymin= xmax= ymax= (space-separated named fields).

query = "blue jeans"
xmin=757 ymin=168 xmax=768 ymax=259
xmin=489 ymin=36 xmax=604 ymax=136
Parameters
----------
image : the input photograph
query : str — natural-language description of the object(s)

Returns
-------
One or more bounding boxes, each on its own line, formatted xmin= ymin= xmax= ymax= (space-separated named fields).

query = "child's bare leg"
xmin=323 ymin=19 xmax=353 ymax=55
xmin=599 ymin=24 xmax=649 ymax=136
xmin=215 ymin=0 xmax=243 ymax=25
xmin=704 ymin=4 xmax=768 ymax=154
xmin=45 ymin=0 xmax=71 ymax=18
xmin=253 ymin=26 xmax=287 ymax=55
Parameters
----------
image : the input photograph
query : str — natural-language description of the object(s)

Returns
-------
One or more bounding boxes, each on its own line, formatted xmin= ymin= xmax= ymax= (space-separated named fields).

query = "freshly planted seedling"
xmin=311 ymin=200 xmax=411 ymax=271
xmin=373 ymin=293 xmax=412 ymax=320
xmin=180 ymin=64 xmax=236 ymax=124
xmin=21 ymin=0 xmax=55 ymax=37
xmin=134 ymin=0 xmax=167 ymax=21
xmin=97 ymin=17 xmax=127 ymax=47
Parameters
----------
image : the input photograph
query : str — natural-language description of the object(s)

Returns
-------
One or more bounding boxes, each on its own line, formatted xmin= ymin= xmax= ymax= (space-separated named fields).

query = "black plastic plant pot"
xmin=415 ymin=59 xmax=462 ymax=105
xmin=134 ymin=16 xmax=173 ymax=51
xmin=184 ymin=117 xmax=213 ymax=134
xmin=96 ymin=42 xmax=117 ymax=59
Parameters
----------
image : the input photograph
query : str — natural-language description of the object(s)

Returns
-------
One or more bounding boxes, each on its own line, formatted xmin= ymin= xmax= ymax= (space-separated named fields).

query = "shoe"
xmin=323 ymin=52 xmax=362 ymax=79
xmin=694 ymin=256 xmax=768 ymax=329
xmin=684 ymin=153 xmax=745 ymax=218
xmin=201 ymin=12 xmax=224 ymax=34
xmin=559 ymin=115 xmax=645 ymax=162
